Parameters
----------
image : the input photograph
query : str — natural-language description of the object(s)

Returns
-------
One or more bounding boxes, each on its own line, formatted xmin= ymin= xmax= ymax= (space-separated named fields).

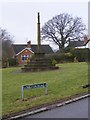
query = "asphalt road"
xmin=19 ymin=97 xmax=89 ymax=119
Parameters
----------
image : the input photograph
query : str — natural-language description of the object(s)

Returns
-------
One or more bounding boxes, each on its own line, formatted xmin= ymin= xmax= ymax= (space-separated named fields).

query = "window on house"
xmin=21 ymin=55 xmax=30 ymax=61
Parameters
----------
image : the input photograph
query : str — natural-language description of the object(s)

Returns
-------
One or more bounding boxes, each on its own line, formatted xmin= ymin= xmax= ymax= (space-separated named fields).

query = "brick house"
xmin=67 ymin=36 xmax=90 ymax=48
xmin=12 ymin=41 xmax=54 ymax=65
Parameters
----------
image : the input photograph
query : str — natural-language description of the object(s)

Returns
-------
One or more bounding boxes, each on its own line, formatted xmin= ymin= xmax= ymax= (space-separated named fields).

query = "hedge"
xmin=70 ymin=48 xmax=89 ymax=62
xmin=8 ymin=58 xmax=19 ymax=66
xmin=46 ymin=52 xmax=74 ymax=63
xmin=46 ymin=48 xmax=90 ymax=63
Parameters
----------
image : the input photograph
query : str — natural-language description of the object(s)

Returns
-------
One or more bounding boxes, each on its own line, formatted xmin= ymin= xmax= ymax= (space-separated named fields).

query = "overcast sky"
xmin=1 ymin=0 xmax=89 ymax=49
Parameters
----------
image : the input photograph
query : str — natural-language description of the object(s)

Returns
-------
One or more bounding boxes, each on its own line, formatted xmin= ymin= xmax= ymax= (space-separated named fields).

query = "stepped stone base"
xmin=22 ymin=52 xmax=59 ymax=72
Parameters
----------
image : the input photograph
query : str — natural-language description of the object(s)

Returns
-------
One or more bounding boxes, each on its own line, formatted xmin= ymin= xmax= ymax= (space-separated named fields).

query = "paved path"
xmin=18 ymin=97 xmax=89 ymax=119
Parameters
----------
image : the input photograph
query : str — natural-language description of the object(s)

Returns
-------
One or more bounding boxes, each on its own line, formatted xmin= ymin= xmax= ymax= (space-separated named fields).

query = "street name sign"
xmin=21 ymin=83 xmax=48 ymax=100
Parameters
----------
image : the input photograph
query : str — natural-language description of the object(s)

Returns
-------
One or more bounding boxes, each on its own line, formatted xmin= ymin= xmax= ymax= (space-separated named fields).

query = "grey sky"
xmin=1 ymin=0 xmax=89 ymax=49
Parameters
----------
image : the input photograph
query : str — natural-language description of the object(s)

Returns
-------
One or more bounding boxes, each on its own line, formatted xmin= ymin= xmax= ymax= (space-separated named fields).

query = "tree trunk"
xmin=59 ymin=46 xmax=65 ymax=53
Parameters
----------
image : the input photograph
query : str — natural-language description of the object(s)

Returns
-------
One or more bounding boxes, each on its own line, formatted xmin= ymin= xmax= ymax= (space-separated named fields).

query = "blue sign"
xmin=21 ymin=83 xmax=48 ymax=100
xmin=23 ymin=83 xmax=47 ymax=90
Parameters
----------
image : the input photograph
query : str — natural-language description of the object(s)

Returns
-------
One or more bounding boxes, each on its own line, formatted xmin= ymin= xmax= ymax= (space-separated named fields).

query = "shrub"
xmin=64 ymin=52 xmax=74 ymax=62
xmin=46 ymin=53 xmax=74 ymax=63
xmin=46 ymin=48 xmax=90 ymax=63
xmin=2 ymin=60 xmax=7 ymax=68
xmin=8 ymin=58 xmax=18 ymax=66
xmin=52 ymin=59 xmax=57 ymax=65
xmin=70 ymin=48 xmax=89 ymax=62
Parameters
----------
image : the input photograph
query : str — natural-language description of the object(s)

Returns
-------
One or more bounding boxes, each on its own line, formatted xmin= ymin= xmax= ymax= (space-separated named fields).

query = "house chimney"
xmin=27 ymin=41 xmax=31 ymax=48
xmin=84 ymin=36 xmax=88 ymax=45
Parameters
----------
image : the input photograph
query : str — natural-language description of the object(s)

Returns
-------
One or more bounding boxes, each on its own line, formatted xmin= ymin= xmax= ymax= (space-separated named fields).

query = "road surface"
xmin=18 ymin=97 xmax=89 ymax=119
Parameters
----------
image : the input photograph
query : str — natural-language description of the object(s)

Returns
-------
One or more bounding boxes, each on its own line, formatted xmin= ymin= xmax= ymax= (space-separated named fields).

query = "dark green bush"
xmin=46 ymin=48 xmax=90 ymax=63
xmin=64 ymin=52 xmax=74 ymax=62
xmin=70 ymin=48 xmax=89 ymax=62
xmin=46 ymin=52 xmax=74 ymax=63
xmin=8 ymin=58 xmax=18 ymax=66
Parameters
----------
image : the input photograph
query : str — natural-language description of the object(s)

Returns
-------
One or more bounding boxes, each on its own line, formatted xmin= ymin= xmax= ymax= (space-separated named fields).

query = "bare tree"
xmin=0 ymin=28 xmax=14 ymax=61
xmin=41 ymin=13 xmax=86 ymax=51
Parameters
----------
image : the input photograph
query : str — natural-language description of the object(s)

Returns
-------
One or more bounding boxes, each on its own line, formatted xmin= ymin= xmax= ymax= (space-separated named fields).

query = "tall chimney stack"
xmin=27 ymin=41 xmax=31 ymax=48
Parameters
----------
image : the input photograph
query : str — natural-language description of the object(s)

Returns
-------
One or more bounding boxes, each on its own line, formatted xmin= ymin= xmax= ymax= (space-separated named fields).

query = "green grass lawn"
xmin=2 ymin=62 xmax=88 ymax=116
